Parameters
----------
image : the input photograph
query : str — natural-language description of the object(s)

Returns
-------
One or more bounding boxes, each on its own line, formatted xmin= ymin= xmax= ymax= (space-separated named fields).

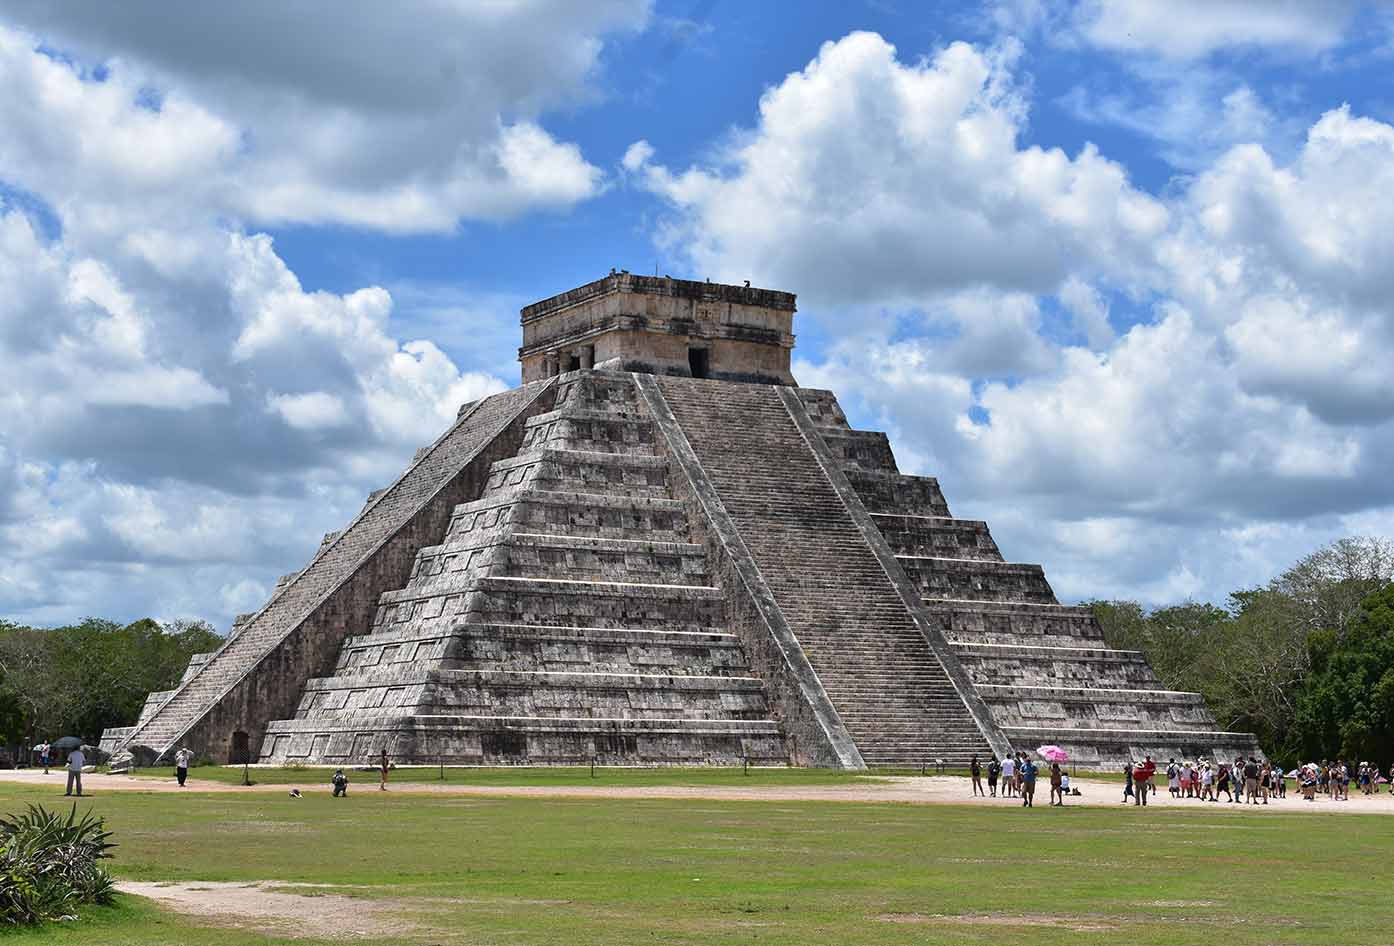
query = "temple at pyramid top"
xmin=518 ymin=271 xmax=797 ymax=385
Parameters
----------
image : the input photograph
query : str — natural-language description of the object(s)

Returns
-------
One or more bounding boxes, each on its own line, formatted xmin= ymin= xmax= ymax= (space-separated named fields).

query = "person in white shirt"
xmin=174 ymin=747 xmax=194 ymax=787
xmin=1000 ymin=756 xmax=1016 ymax=798
xmin=65 ymin=748 xmax=86 ymax=797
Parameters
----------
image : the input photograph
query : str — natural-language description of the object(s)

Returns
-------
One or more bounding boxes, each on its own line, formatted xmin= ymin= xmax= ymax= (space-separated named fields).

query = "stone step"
xmin=460 ymin=576 xmax=727 ymax=632
xmin=794 ymin=389 xmax=850 ymax=429
xmin=401 ymin=532 xmax=709 ymax=596
xmin=923 ymin=601 xmax=1105 ymax=646
xmin=816 ymin=427 xmax=898 ymax=472
xmin=259 ymin=714 xmax=788 ymax=766
xmin=521 ymin=408 xmax=659 ymax=456
xmin=369 ymin=577 xmax=727 ymax=636
xmin=295 ymin=668 xmax=770 ymax=722
xmin=486 ymin=448 xmax=671 ymax=499
xmin=332 ymin=622 xmax=743 ymax=676
xmin=899 ymin=557 xmax=1058 ymax=605
xmin=843 ymin=469 xmax=952 ymax=518
xmin=445 ymin=489 xmax=691 ymax=545
xmin=872 ymin=514 xmax=1004 ymax=562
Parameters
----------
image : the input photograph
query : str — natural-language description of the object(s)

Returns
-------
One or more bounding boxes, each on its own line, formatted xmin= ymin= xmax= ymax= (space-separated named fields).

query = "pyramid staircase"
xmin=793 ymin=388 xmax=1262 ymax=768
xmin=650 ymin=376 xmax=999 ymax=767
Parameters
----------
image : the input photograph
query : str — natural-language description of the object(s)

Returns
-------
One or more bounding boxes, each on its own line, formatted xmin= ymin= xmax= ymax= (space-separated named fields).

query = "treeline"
xmin=1090 ymin=536 xmax=1394 ymax=768
xmin=0 ymin=618 xmax=222 ymax=750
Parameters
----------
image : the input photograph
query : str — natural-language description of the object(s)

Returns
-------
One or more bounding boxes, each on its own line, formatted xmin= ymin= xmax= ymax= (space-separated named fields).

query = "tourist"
xmin=1122 ymin=761 xmax=1134 ymax=803
xmin=1200 ymin=761 xmax=1214 ymax=801
xmin=380 ymin=749 xmax=390 ymax=791
xmin=332 ymin=769 xmax=349 ymax=797
xmin=1167 ymin=759 xmax=1179 ymax=797
xmin=987 ymin=757 xmax=1000 ymax=797
xmin=65 ymin=745 xmax=85 ymax=797
xmin=1244 ymin=757 xmax=1261 ymax=804
xmin=1232 ymin=756 xmax=1245 ymax=804
xmin=174 ymin=746 xmax=193 ymax=787
xmin=1001 ymin=754 xmax=1016 ymax=798
xmin=1178 ymin=761 xmax=1191 ymax=799
xmin=1020 ymin=756 xmax=1037 ymax=807
xmin=1216 ymin=763 xmax=1233 ymax=802
xmin=1133 ymin=757 xmax=1156 ymax=806
xmin=38 ymin=741 xmax=50 ymax=775
xmin=1049 ymin=761 xmax=1064 ymax=806
xmin=1061 ymin=770 xmax=1073 ymax=796
xmin=1014 ymin=753 xmax=1026 ymax=796
xmin=970 ymin=755 xmax=984 ymax=797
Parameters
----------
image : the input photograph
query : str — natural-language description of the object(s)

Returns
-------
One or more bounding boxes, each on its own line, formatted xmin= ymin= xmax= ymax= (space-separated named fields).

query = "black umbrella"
xmin=50 ymin=736 xmax=83 ymax=751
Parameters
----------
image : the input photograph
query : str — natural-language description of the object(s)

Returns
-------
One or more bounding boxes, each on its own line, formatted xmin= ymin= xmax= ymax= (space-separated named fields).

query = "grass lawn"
xmin=1 ymin=776 xmax=1388 ymax=946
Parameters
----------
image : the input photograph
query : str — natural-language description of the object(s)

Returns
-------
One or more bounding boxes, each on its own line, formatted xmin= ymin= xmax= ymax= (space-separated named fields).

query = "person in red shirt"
xmin=1132 ymin=756 xmax=1156 ymax=806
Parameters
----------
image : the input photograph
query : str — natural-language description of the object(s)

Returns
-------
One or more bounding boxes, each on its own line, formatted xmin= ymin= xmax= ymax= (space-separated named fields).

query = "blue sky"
xmin=4 ymin=1 xmax=1394 ymax=628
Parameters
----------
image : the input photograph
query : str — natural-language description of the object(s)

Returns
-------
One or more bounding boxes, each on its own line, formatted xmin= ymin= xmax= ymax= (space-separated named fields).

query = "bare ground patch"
xmin=117 ymin=881 xmax=417 ymax=939
xmin=875 ymin=911 xmax=1121 ymax=932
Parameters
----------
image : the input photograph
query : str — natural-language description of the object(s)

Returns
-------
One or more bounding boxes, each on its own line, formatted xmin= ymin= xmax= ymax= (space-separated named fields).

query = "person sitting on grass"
xmin=332 ymin=769 xmax=349 ymax=797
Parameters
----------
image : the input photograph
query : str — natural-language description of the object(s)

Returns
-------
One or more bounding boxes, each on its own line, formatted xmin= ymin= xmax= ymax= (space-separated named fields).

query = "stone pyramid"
xmin=109 ymin=273 xmax=1261 ymax=769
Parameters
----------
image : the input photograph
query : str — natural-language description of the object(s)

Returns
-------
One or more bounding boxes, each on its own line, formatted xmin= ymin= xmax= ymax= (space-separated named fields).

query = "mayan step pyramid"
xmin=108 ymin=273 xmax=1261 ymax=769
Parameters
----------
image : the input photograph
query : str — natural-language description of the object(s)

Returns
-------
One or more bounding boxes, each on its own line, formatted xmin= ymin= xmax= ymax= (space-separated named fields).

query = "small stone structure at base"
xmin=105 ymin=275 xmax=1261 ymax=770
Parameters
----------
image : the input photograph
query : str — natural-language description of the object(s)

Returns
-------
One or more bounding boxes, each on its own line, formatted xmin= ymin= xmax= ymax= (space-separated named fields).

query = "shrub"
xmin=0 ymin=805 xmax=115 ymax=926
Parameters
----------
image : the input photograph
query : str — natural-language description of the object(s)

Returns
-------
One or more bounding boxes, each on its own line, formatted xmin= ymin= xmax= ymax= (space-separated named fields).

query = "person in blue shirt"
xmin=1019 ymin=757 xmax=1038 ymax=807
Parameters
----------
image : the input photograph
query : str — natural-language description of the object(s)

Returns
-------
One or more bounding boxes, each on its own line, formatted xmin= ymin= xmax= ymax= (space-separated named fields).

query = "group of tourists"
xmin=1156 ymin=756 xmax=1278 ymax=804
xmin=1293 ymin=760 xmax=1392 ymax=801
xmin=970 ymin=753 xmax=1074 ymax=807
xmin=1155 ymin=756 xmax=1394 ymax=805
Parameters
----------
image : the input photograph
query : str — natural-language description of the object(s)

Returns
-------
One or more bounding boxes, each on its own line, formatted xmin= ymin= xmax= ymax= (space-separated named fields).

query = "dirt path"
xmin=4 ymin=768 xmax=1392 ymax=814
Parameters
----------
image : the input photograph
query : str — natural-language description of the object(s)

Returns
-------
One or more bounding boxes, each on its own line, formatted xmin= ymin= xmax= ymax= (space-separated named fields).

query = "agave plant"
xmin=0 ymin=805 xmax=115 ymax=926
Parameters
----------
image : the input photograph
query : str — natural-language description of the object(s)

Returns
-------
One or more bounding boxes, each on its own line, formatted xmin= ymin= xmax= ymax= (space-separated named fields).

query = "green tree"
xmin=1293 ymin=582 xmax=1394 ymax=767
xmin=0 ymin=617 xmax=222 ymax=747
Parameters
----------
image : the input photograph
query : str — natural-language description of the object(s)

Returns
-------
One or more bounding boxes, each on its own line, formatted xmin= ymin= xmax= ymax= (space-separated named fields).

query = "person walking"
xmin=1216 ymin=763 xmax=1233 ymax=802
xmin=65 ymin=745 xmax=85 ymax=797
xmin=1244 ymin=757 xmax=1260 ymax=804
xmin=1049 ymin=762 xmax=1064 ymax=806
xmin=174 ymin=747 xmax=193 ymax=787
xmin=379 ymin=749 xmax=390 ymax=791
xmin=987 ymin=757 xmax=1000 ymax=797
xmin=970 ymin=755 xmax=984 ymax=797
xmin=1166 ymin=759 xmax=1179 ymax=798
xmin=1020 ymin=757 xmax=1038 ymax=808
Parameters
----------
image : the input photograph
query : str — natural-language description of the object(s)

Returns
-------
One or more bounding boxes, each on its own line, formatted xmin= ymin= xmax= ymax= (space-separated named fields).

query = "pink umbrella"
xmin=1037 ymin=745 xmax=1069 ymax=763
